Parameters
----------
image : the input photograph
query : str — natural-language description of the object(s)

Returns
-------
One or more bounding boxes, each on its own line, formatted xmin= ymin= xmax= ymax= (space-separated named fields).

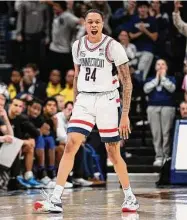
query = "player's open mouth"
xmin=91 ymin=31 xmax=98 ymax=35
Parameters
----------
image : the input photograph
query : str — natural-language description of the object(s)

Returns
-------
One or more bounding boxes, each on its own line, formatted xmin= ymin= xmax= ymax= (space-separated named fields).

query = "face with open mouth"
xmin=85 ymin=12 xmax=104 ymax=39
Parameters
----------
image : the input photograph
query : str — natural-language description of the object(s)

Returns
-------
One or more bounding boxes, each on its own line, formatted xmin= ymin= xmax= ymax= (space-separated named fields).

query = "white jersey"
xmin=72 ymin=34 xmax=129 ymax=92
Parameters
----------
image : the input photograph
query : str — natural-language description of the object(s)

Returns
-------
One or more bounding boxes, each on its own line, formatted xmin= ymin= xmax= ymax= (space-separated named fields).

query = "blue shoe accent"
xmin=25 ymin=178 xmax=43 ymax=188
xmin=16 ymin=176 xmax=31 ymax=189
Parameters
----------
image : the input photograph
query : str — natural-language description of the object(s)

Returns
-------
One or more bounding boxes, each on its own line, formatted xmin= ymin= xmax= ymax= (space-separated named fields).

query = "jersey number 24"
xmin=85 ymin=67 xmax=96 ymax=82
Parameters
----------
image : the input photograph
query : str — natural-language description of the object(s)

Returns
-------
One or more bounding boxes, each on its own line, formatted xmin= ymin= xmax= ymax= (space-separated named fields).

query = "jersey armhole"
xmin=77 ymin=38 xmax=82 ymax=58
xmin=105 ymin=39 xmax=114 ymax=63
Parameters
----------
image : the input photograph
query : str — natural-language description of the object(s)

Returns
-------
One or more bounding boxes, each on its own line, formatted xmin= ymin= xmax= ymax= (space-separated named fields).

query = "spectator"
xmin=27 ymin=99 xmax=56 ymax=188
xmin=55 ymin=94 xmax=65 ymax=112
xmin=60 ymin=69 xmax=74 ymax=103
xmin=19 ymin=63 xmax=47 ymax=101
xmin=112 ymin=0 xmax=137 ymax=37
xmin=43 ymin=98 xmax=64 ymax=173
xmin=129 ymin=1 xmax=158 ymax=80
xmin=46 ymin=70 xmax=62 ymax=98
xmin=8 ymin=70 xmax=22 ymax=100
xmin=182 ymin=61 xmax=187 ymax=101
xmin=16 ymin=1 xmax=50 ymax=67
xmin=47 ymin=1 xmax=82 ymax=86
xmin=149 ymin=0 xmax=170 ymax=58
xmin=173 ymin=1 xmax=187 ymax=63
xmin=7 ymin=98 xmax=42 ymax=190
xmin=0 ymin=92 xmax=14 ymax=189
xmin=180 ymin=101 xmax=187 ymax=119
xmin=144 ymin=59 xmax=176 ymax=167
xmin=0 ymin=92 xmax=14 ymax=142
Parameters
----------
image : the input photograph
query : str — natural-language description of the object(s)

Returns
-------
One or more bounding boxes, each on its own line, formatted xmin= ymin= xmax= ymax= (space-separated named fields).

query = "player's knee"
xmin=64 ymin=137 xmax=78 ymax=156
xmin=106 ymin=143 xmax=119 ymax=165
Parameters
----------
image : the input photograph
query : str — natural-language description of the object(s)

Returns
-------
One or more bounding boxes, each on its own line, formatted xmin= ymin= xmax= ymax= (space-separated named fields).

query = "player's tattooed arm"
xmin=117 ymin=63 xmax=133 ymax=115
xmin=73 ymin=64 xmax=80 ymax=103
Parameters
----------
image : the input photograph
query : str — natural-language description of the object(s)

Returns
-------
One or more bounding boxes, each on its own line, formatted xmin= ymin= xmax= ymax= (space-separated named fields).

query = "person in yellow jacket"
xmin=46 ymin=70 xmax=62 ymax=97
xmin=8 ymin=70 xmax=22 ymax=99
xmin=60 ymin=69 xmax=74 ymax=103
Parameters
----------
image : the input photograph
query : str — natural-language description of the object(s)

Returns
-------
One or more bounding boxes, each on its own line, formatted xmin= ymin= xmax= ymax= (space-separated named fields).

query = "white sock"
xmin=24 ymin=171 xmax=33 ymax=180
xmin=123 ymin=186 xmax=134 ymax=199
xmin=51 ymin=185 xmax=64 ymax=202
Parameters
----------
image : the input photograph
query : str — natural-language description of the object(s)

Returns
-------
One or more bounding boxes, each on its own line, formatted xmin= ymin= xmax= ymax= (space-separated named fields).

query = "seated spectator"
xmin=60 ymin=69 xmax=74 ymax=103
xmin=118 ymin=30 xmax=141 ymax=84
xmin=0 ymin=92 xmax=14 ymax=189
xmin=46 ymin=69 xmax=62 ymax=97
xmin=7 ymin=98 xmax=42 ymax=190
xmin=149 ymin=0 xmax=170 ymax=58
xmin=144 ymin=59 xmax=176 ymax=167
xmin=19 ymin=63 xmax=47 ymax=101
xmin=182 ymin=61 xmax=187 ymax=102
xmin=129 ymin=1 xmax=158 ymax=80
xmin=55 ymin=94 xmax=65 ymax=112
xmin=7 ymin=70 xmax=22 ymax=100
xmin=27 ymin=99 xmax=56 ymax=188
xmin=0 ymin=93 xmax=13 ymax=142
xmin=180 ymin=101 xmax=187 ymax=119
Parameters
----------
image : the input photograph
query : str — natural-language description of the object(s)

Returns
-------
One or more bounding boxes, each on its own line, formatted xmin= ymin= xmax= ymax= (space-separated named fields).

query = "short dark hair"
xmin=137 ymin=1 xmax=150 ymax=8
xmin=25 ymin=63 xmax=38 ymax=72
xmin=11 ymin=97 xmax=23 ymax=103
xmin=43 ymin=97 xmax=58 ymax=107
xmin=84 ymin=9 xmax=104 ymax=20
xmin=64 ymin=101 xmax=73 ymax=109
xmin=54 ymin=1 xmax=67 ymax=11
xmin=27 ymin=98 xmax=43 ymax=107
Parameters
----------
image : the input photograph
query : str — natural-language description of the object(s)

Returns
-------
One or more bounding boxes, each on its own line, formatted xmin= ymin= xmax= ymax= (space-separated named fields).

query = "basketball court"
xmin=0 ymin=180 xmax=187 ymax=220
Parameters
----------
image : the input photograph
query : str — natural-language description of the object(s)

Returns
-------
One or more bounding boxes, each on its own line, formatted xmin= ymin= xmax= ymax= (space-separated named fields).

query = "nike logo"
xmin=109 ymin=97 xmax=115 ymax=100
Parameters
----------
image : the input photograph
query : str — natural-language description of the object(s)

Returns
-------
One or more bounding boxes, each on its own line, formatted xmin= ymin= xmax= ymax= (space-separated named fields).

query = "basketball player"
xmin=34 ymin=9 xmax=139 ymax=213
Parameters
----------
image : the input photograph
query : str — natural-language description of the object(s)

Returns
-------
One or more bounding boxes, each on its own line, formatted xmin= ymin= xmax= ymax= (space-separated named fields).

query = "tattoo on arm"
xmin=117 ymin=63 xmax=133 ymax=115
xmin=73 ymin=65 xmax=80 ymax=103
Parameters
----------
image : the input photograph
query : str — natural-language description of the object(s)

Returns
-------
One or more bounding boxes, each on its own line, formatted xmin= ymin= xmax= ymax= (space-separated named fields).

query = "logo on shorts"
xmin=80 ymin=51 xmax=86 ymax=57
xmin=109 ymin=96 xmax=115 ymax=100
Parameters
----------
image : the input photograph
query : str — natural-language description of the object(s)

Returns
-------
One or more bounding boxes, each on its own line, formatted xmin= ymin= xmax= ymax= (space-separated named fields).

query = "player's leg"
xmin=22 ymin=139 xmax=42 ymax=188
xmin=34 ymin=93 xmax=95 ymax=213
xmin=96 ymin=90 xmax=139 ymax=212
xmin=105 ymin=142 xmax=139 ymax=212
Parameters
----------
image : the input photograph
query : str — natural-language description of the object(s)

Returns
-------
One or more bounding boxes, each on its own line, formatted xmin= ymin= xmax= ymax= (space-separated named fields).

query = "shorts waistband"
xmin=79 ymin=90 xmax=117 ymax=95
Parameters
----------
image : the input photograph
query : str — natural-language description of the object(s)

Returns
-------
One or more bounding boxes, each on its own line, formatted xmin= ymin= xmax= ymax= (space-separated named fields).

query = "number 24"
xmin=85 ymin=67 xmax=97 ymax=82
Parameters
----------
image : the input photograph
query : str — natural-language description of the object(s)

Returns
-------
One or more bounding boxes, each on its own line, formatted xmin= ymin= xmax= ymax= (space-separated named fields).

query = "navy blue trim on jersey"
xmin=101 ymin=135 xmax=120 ymax=143
xmin=84 ymin=35 xmax=108 ymax=52
xmin=67 ymin=127 xmax=90 ymax=136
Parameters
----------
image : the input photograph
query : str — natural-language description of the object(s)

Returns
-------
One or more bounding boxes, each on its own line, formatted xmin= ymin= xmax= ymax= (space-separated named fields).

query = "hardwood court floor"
xmin=0 ymin=182 xmax=187 ymax=220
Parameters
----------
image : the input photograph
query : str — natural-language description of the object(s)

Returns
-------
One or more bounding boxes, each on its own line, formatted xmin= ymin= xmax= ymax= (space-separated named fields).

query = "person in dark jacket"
xmin=7 ymin=98 xmax=42 ymax=190
xmin=18 ymin=63 xmax=47 ymax=101
xmin=144 ymin=59 xmax=176 ymax=167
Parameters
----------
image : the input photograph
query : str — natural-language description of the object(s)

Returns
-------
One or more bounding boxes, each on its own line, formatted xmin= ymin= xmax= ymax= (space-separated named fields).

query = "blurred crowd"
xmin=0 ymin=0 xmax=187 ymax=190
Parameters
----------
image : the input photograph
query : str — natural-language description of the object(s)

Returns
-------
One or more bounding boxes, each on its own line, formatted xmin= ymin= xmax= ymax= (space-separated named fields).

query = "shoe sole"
xmin=33 ymin=202 xmax=62 ymax=213
xmin=122 ymin=205 xmax=140 ymax=213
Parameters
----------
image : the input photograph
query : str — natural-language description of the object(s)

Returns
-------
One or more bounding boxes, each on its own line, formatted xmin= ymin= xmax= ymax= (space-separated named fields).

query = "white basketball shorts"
xmin=67 ymin=89 xmax=121 ymax=143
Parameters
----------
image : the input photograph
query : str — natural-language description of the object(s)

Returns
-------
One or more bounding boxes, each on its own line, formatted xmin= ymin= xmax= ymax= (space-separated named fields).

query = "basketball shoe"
xmin=121 ymin=195 xmax=139 ymax=212
xmin=33 ymin=189 xmax=63 ymax=213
